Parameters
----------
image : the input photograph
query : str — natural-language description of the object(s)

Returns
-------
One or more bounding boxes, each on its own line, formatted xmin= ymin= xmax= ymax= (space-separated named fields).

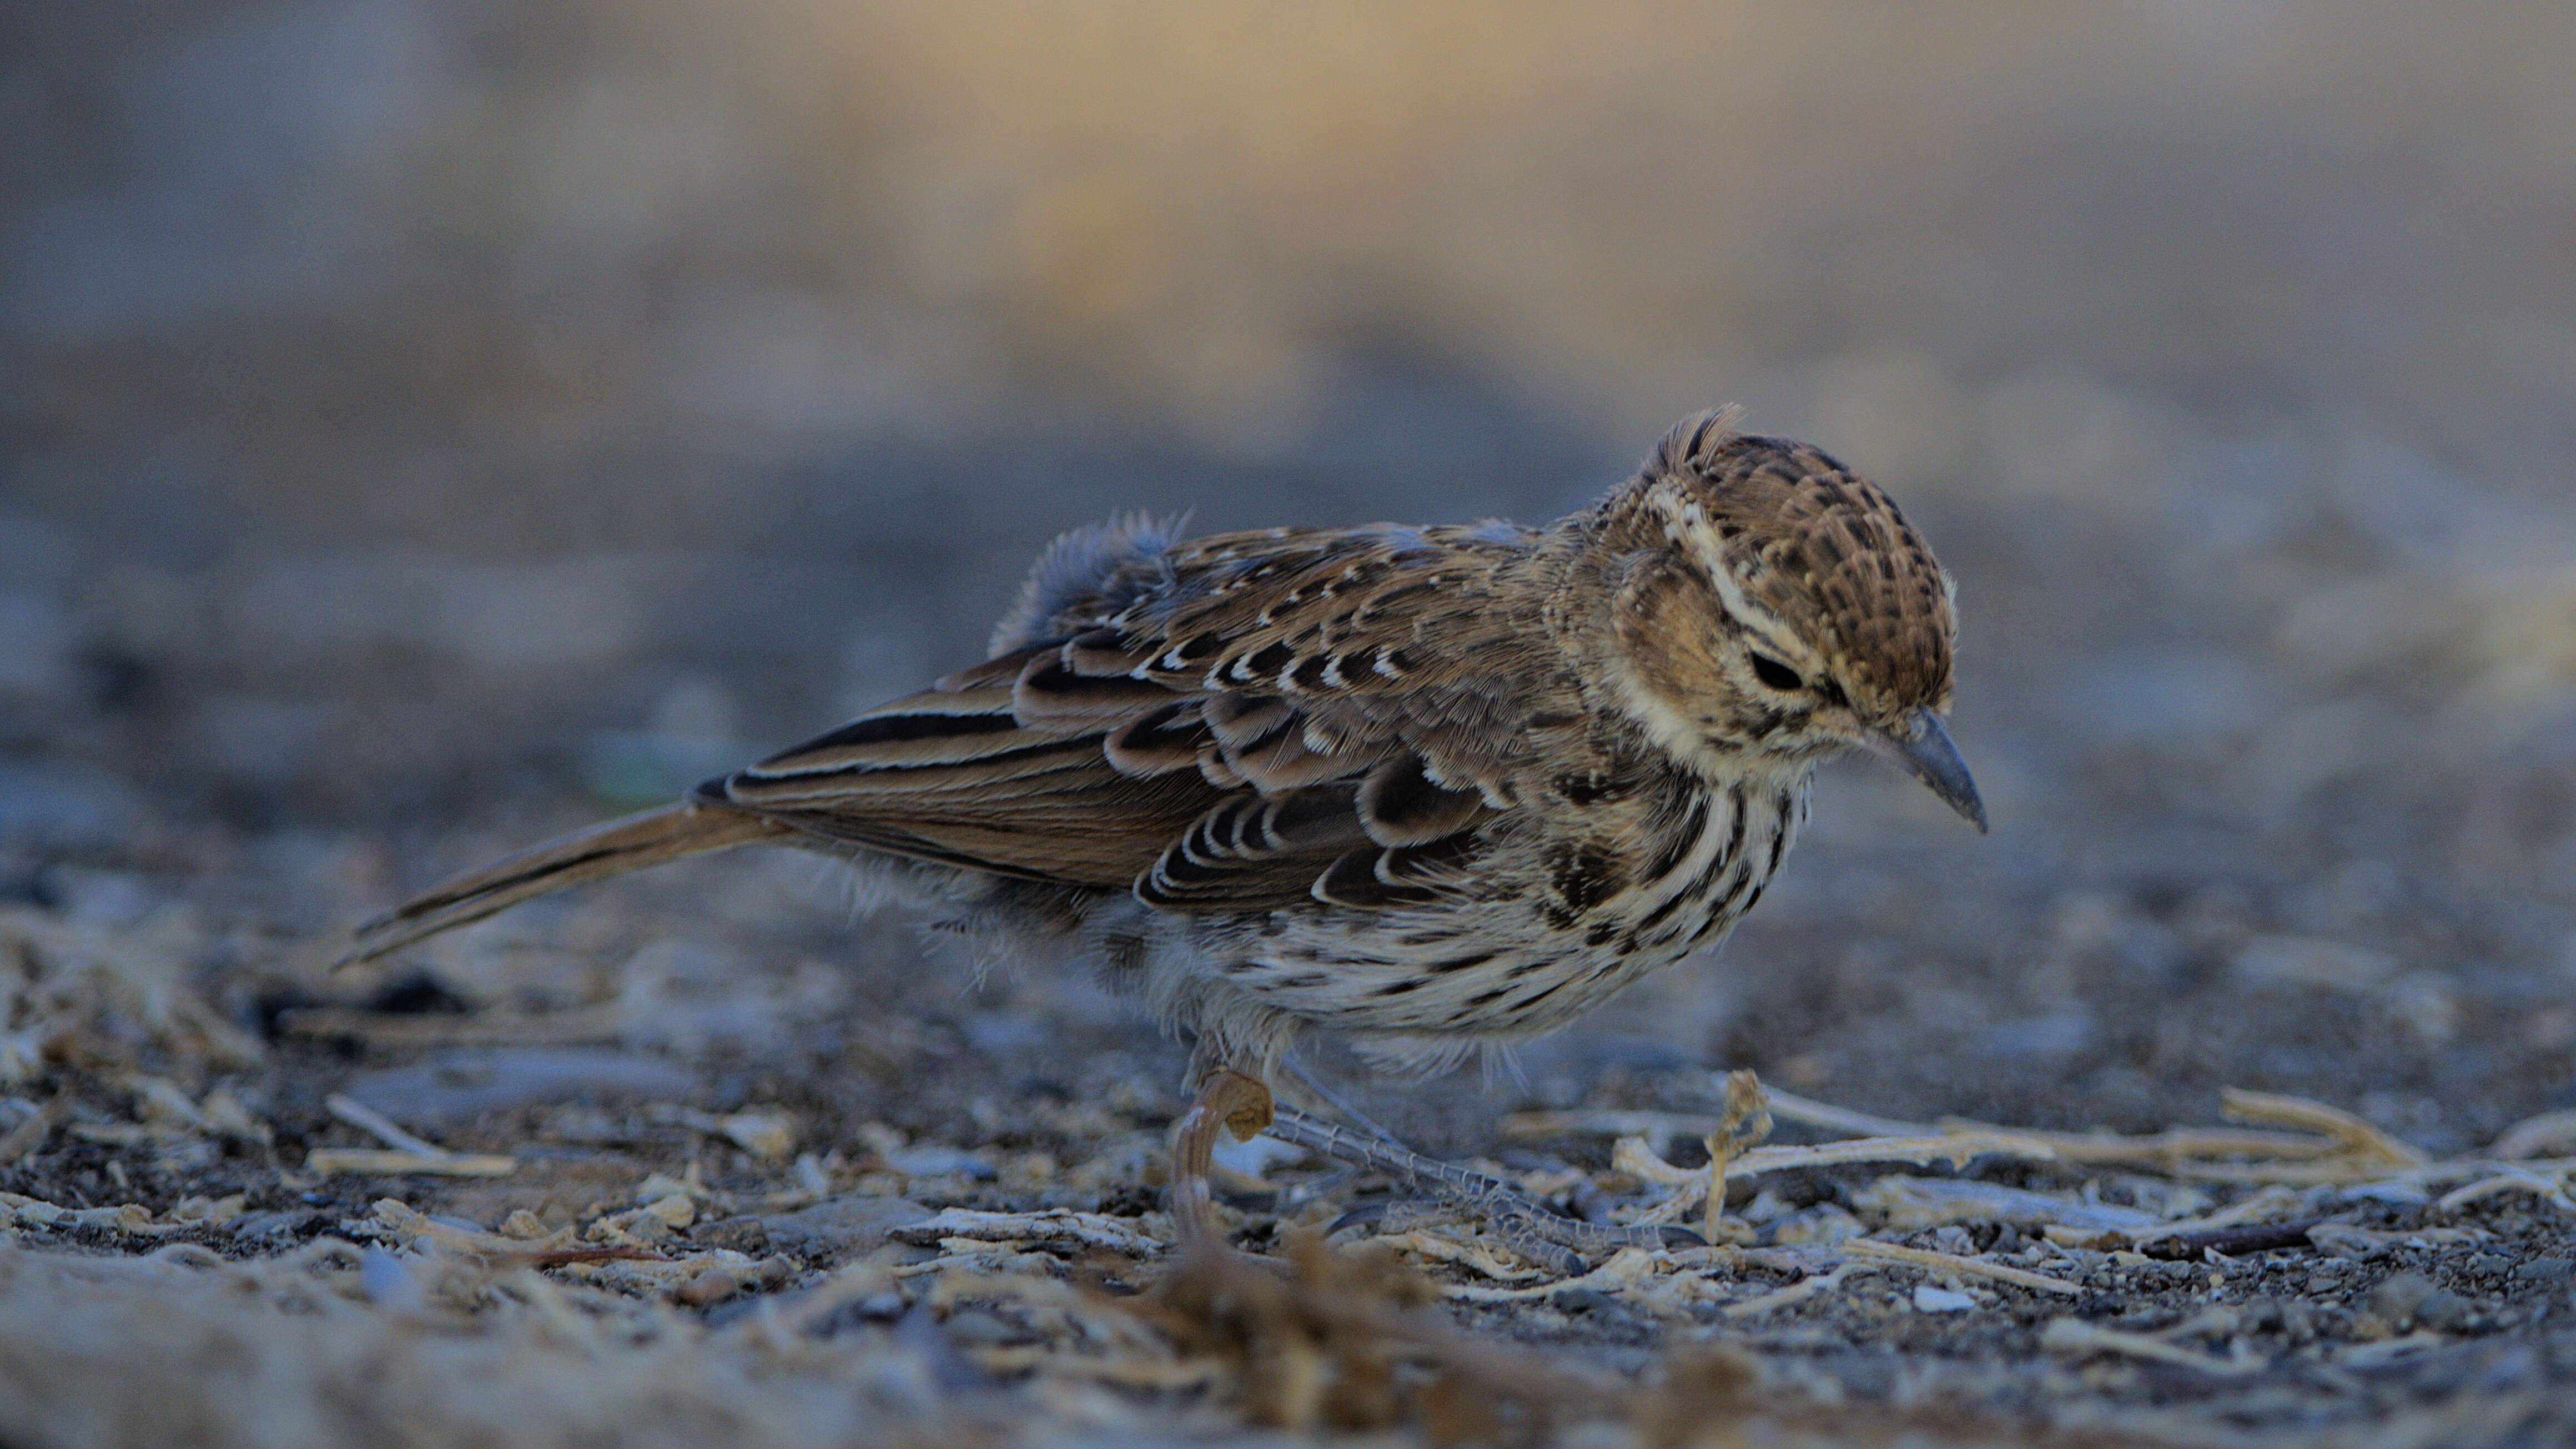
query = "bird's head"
xmin=1591 ymin=409 xmax=1985 ymax=831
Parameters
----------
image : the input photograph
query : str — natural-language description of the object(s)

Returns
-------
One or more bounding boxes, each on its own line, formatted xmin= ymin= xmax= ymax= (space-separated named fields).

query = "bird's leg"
xmin=1262 ymin=1107 xmax=1702 ymax=1271
xmin=1168 ymin=1066 xmax=1274 ymax=1249
xmin=1279 ymin=1051 xmax=1408 ymax=1150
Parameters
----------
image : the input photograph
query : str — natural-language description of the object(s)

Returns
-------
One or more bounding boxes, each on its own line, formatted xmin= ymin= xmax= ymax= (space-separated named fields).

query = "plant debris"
xmin=6 ymin=894 xmax=2576 ymax=1446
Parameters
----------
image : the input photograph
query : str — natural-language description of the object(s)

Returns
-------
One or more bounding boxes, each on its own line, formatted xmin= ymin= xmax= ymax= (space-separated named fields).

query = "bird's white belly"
xmin=1210 ymin=778 xmax=1807 ymax=1038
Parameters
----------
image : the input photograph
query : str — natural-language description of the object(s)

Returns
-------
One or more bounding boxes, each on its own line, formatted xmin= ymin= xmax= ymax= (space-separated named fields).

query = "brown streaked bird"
xmin=344 ymin=409 xmax=1985 ymax=1251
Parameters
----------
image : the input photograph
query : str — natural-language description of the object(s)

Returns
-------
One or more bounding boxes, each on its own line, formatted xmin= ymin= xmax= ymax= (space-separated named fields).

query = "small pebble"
xmin=691 ymin=1216 xmax=772 ymax=1254
xmin=676 ymin=1270 xmax=739 ymax=1306
xmin=2413 ymin=1291 xmax=2475 ymax=1334
xmin=1913 ymin=1286 xmax=1976 ymax=1314
xmin=940 ymin=1307 xmax=1024 ymax=1347
xmin=2510 ymin=1257 xmax=2574 ymax=1284
xmin=883 ymin=1145 xmax=996 ymax=1179
xmin=360 ymin=1249 xmax=425 ymax=1312
xmin=1768 ymin=1204 xmax=1863 ymax=1247
xmin=228 ymin=1210 xmax=316 ymax=1244
xmin=2369 ymin=1272 xmax=2437 ymax=1324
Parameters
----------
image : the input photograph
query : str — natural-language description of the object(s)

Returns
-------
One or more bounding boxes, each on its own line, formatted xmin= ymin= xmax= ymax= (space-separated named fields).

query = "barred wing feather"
xmin=705 ymin=524 xmax=1540 ymax=915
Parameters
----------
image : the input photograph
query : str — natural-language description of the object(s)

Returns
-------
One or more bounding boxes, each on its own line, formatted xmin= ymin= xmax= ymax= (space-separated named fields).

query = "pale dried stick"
xmin=326 ymin=1094 xmax=452 ymax=1158
xmin=2435 ymin=1165 xmax=2574 ymax=1214
xmin=304 ymin=1149 xmax=518 ymax=1177
xmin=313 ymin=1093 xmax=516 ymax=1176
xmin=2039 ymin=1319 xmax=2261 ymax=1376
xmin=1613 ymin=1130 xmax=2059 ymax=1191
xmin=2220 ymin=1088 xmax=2426 ymax=1166
xmin=1931 ymin=1121 xmax=2348 ymax=1169
xmin=1758 ymin=1087 xmax=1933 ymax=1140
xmin=1512 ymin=1083 xmax=1948 ymax=1150
xmin=2127 ymin=1185 xmax=2306 ymax=1243
xmin=2489 ymin=1108 xmax=2576 ymax=1161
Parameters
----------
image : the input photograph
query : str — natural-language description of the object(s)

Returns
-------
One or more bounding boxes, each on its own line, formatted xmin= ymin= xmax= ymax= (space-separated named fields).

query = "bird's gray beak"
xmin=1863 ymin=708 xmax=1988 ymax=833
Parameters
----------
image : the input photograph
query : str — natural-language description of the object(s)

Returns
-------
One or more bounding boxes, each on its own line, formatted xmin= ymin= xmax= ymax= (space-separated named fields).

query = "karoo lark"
xmin=346 ymin=409 xmax=1985 ymax=1251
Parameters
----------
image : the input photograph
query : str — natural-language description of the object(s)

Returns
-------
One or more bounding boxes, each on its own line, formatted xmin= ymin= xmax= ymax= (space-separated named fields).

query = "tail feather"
xmin=340 ymin=803 xmax=791 ymax=967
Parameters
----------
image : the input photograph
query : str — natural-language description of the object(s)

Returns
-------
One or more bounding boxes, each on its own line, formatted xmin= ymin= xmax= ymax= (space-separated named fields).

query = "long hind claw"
xmin=1169 ymin=1067 xmax=1275 ymax=1249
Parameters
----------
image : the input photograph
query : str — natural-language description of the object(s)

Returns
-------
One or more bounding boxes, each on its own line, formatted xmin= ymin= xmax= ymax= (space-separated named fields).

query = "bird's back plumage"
xmin=711 ymin=513 xmax=1559 ymax=920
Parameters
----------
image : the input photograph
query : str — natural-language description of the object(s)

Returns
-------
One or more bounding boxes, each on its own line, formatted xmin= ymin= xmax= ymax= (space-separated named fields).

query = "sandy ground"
xmin=6 ymin=3 xmax=2576 ymax=1445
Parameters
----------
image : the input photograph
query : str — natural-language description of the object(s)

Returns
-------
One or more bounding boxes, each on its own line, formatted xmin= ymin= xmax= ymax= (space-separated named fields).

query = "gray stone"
xmin=758 ymin=1196 xmax=935 ymax=1262
xmin=2510 ymin=1256 xmax=2574 ymax=1284
xmin=341 ymin=1049 xmax=696 ymax=1128
xmin=2278 ymin=1300 xmax=2318 ymax=1343
xmin=2368 ymin=1272 xmax=2438 ymax=1324
xmin=2468 ymin=1252 xmax=2519 ymax=1280
xmin=2413 ymin=1291 xmax=2476 ymax=1334
xmin=940 ymin=1307 xmax=1029 ymax=1347
xmin=882 ymin=1144 xmax=996 ymax=1179
xmin=690 ymin=1216 xmax=771 ymax=1255
xmin=228 ymin=1210 xmax=319 ymax=1244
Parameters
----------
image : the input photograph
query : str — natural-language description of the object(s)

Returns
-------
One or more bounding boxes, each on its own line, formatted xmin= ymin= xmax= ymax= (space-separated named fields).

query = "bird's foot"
xmin=1264 ymin=1106 xmax=1700 ymax=1276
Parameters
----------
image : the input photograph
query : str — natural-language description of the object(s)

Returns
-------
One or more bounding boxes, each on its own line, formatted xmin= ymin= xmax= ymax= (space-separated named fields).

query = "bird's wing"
xmin=705 ymin=661 xmax=1217 ymax=887
xmin=711 ymin=521 xmax=1554 ymax=912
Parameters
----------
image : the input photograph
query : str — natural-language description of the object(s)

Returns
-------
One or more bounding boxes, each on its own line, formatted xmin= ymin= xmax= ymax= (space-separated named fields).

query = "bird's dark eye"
xmin=1749 ymin=653 xmax=1804 ymax=691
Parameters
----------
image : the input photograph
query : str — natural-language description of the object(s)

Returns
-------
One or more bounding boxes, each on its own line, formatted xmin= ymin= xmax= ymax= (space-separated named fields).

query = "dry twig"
xmin=306 ymin=1093 xmax=517 ymax=1177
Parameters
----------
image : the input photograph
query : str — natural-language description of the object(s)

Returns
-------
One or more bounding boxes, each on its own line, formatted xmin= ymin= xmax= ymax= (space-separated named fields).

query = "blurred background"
xmin=6 ymin=0 xmax=2576 ymax=1147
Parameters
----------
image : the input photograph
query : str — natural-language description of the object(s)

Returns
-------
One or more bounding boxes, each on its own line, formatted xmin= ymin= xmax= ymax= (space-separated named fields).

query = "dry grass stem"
xmin=1757 ymin=1087 xmax=1939 ymax=1140
xmin=2489 ymin=1109 xmax=2576 ymax=1161
xmin=1613 ymin=1129 xmax=2062 ymax=1195
xmin=306 ymin=1095 xmax=517 ymax=1175
xmin=2434 ymin=1167 xmax=2574 ymax=1213
xmin=2039 ymin=1319 xmax=2263 ymax=1376
xmin=301 ymin=1149 xmax=520 ymax=1177
xmin=324 ymin=1093 xmax=452 ymax=1156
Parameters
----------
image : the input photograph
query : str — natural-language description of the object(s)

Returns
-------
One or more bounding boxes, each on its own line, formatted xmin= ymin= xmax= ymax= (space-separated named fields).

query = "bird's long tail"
xmin=340 ymin=802 xmax=792 ymax=967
